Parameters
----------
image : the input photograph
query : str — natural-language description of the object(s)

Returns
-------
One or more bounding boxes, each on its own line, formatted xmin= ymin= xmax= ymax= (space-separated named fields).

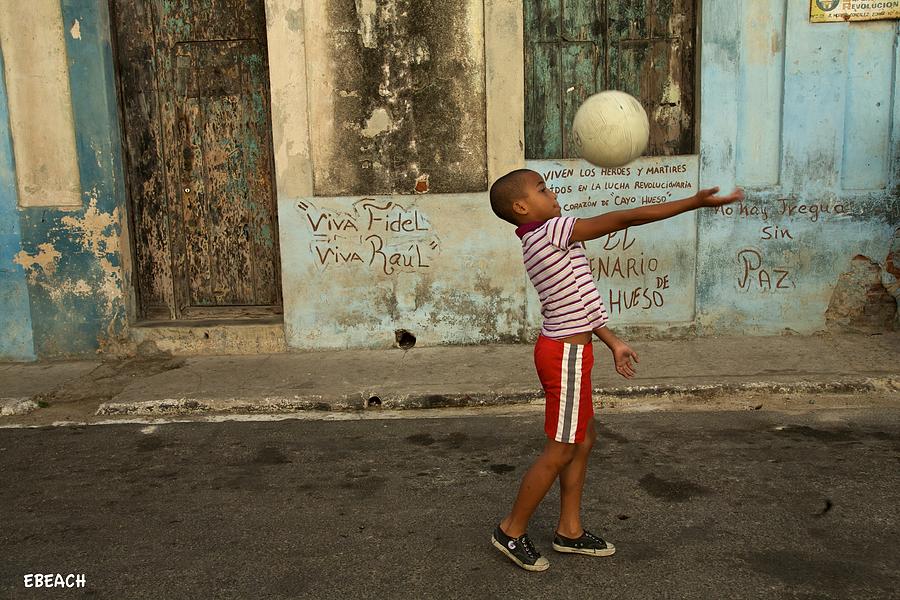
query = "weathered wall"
xmin=0 ymin=49 xmax=36 ymax=361
xmin=0 ymin=0 xmax=129 ymax=360
xmin=273 ymin=0 xmax=897 ymax=350
xmin=1 ymin=0 xmax=896 ymax=359
xmin=305 ymin=0 xmax=488 ymax=196
xmin=698 ymin=0 xmax=899 ymax=334
xmin=279 ymin=194 xmax=527 ymax=347
xmin=271 ymin=0 xmax=527 ymax=349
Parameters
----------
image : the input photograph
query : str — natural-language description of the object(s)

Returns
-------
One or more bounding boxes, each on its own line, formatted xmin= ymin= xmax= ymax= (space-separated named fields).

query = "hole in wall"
xmin=367 ymin=396 xmax=382 ymax=407
xmin=395 ymin=329 xmax=416 ymax=349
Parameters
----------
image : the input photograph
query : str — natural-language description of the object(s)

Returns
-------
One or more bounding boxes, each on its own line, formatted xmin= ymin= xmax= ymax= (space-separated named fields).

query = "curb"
xmin=592 ymin=378 xmax=899 ymax=398
xmin=1 ymin=397 xmax=39 ymax=417
xmin=95 ymin=377 xmax=899 ymax=417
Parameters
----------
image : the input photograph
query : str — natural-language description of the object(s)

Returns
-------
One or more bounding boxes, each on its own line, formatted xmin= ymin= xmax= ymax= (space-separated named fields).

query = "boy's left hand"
xmin=696 ymin=187 xmax=745 ymax=207
xmin=612 ymin=343 xmax=639 ymax=379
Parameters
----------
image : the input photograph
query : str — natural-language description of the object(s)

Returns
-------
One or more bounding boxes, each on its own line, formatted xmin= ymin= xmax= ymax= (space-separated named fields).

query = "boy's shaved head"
xmin=490 ymin=169 xmax=535 ymax=224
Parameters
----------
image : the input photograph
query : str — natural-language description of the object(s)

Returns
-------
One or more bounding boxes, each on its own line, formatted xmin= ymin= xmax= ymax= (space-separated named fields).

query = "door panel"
xmin=525 ymin=0 xmax=696 ymax=159
xmin=111 ymin=0 xmax=281 ymax=320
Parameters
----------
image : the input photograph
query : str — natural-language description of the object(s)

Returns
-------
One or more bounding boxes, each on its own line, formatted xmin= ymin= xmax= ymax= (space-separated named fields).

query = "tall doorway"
xmin=110 ymin=0 xmax=282 ymax=321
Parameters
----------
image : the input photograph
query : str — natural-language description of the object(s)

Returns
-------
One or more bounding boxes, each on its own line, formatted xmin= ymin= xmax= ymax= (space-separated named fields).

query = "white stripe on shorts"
xmin=555 ymin=344 xmax=582 ymax=443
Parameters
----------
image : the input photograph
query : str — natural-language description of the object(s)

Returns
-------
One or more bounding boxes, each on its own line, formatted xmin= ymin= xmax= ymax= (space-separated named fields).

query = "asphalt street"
xmin=1 ymin=404 xmax=899 ymax=599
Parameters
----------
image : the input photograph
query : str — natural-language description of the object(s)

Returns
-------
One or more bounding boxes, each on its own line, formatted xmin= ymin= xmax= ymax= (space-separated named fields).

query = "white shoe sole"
xmin=491 ymin=536 xmax=550 ymax=572
xmin=552 ymin=541 xmax=616 ymax=556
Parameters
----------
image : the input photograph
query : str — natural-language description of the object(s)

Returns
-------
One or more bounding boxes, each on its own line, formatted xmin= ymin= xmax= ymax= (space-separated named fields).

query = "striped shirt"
xmin=515 ymin=216 xmax=609 ymax=339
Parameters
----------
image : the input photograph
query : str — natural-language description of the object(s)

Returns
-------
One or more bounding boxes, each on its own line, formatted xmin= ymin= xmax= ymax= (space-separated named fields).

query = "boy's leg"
xmin=499 ymin=440 xmax=577 ymax=538
xmin=556 ymin=418 xmax=597 ymax=538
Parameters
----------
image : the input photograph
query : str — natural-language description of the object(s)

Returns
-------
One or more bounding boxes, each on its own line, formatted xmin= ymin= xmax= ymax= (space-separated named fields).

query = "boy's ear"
xmin=511 ymin=199 xmax=529 ymax=216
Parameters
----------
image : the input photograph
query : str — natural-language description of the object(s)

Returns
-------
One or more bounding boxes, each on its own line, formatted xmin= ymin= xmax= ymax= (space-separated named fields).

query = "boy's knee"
xmin=544 ymin=441 xmax=579 ymax=466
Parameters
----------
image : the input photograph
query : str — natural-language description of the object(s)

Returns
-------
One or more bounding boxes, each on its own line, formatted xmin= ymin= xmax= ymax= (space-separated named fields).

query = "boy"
xmin=489 ymin=168 xmax=743 ymax=572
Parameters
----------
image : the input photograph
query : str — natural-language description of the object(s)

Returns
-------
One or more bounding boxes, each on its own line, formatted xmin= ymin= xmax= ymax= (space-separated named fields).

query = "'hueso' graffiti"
xmin=528 ymin=156 xmax=700 ymax=325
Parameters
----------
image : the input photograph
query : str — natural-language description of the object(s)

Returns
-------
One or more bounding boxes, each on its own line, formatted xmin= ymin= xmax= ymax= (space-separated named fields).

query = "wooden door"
xmin=111 ymin=0 xmax=282 ymax=321
xmin=525 ymin=0 xmax=696 ymax=159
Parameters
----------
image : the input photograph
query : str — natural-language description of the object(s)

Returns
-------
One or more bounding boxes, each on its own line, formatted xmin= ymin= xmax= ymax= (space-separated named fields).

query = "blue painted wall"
xmin=697 ymin=0 xmax=898 ymax=333
xmin=278 ymin=0 xmax=899 ymax=350
xmin=1 ymin=0 xmax=128 ymax=360
xmin=1 ymin=0 xmax=897 ymax=359
xmin=0 ymin=49 xmax=35 ymax=361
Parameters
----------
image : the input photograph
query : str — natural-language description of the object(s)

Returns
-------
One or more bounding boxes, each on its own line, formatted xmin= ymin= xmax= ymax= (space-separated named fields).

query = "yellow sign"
xmin=811 ymin=0 xmax=900 ymax=22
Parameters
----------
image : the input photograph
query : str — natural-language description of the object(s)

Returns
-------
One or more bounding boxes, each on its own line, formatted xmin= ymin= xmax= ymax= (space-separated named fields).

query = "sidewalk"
xmin=1 ymin=332 xmax=898 ymax=424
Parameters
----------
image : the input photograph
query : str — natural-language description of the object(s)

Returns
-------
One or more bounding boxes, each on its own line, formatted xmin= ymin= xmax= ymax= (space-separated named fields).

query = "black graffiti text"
xmin=737 ymin=248 xmax=794 ymax=291
xmin=367 ymin=235 xmax=430 ymax=276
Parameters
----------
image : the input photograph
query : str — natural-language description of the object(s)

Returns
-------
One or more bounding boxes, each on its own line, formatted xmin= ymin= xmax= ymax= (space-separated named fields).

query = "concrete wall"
xmin=0 ymin=0 xmax=129 ymax=360
xmin=272 ymin=0 xmax=898 ymax=350
xmin=305 ymin=0 xmax=488 ymax=196
xmin=0 ymin=0 xmax=896 ymax=359
xmin=698 ymin=0 xmax=899 ymax=334
xmin=0 ymin=49 xmax=36 ymax=361
xmin=270 ymin=0 xmax=529 ymax=349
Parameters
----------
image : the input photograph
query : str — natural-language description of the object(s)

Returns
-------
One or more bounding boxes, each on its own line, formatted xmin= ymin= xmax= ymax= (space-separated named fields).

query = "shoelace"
xmin=518 ymin=534 xmax=539 ymax=559
xmin=583 ymin=531 xmax=605 ymax=546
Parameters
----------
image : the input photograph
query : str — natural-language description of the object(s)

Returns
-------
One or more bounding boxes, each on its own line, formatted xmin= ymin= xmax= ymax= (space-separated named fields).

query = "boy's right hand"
xmin=696 ymin=187 xmax=744 ymax=207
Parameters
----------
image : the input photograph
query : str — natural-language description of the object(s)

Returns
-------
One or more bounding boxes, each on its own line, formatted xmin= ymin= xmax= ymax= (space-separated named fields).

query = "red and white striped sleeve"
xmin=544 ymin=216 xmax=578 ymax=250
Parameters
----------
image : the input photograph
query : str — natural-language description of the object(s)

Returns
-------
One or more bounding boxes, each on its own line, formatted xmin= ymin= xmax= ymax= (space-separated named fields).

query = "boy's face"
xmin=513 ymin=171 xmax=561 ymax=223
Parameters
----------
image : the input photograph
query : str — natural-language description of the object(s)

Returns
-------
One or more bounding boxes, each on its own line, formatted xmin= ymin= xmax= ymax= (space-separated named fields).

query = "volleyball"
xmin=572 ymin=91 xmax=650 ymax=168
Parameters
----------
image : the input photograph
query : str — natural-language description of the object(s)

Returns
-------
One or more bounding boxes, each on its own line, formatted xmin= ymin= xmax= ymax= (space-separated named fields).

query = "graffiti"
xmin=713 ymin=199 xmax=853 ymax=239
xmin=540 ymin=161 xmax=695 ymax=208
xmin=299 ymin=200 xmax=441 ymax=276
xmin=600 ymin=228 xmax=673 ymax=315
xmin=608 ymin=286 xmax=667 ymax=313
xmin=591 ymin=252 xmax=660 ymax=279
xmin=532 ymin=156 xmax=698 ymax=322
xmin=602 ymin=228 xmax=637 ymax=252
xmin=714 ymin=198 xmax=854 ymax=292
xmin=737 ymin=248 xmax=794 ymax=292
xmin=761 ymin=225 xmax=794 ymax=241
xmin=778 ymin=199 xmax=850 ymax=222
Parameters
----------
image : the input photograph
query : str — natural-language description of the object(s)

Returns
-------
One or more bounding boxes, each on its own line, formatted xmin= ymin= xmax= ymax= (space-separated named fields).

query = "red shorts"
xmin=534 ymin=335 xmax=595 ymax=444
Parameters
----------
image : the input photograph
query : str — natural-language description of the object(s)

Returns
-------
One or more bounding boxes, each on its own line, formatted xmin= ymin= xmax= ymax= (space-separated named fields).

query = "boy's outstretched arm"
xmin=593 ymin=326 xmax=639 ymax=379
xmin=571 ymin=187 xmax=744 ymax=242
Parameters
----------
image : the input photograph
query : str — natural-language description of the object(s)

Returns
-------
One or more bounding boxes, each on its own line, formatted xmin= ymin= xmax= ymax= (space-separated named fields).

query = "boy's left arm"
xmin=593 ymin=326 xmax=639 ymax=379
xmin=570 ymin=187 xmax=744 ymax=243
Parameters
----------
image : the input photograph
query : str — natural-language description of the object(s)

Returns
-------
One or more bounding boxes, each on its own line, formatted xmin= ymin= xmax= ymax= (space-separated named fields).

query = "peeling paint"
xmin=411 ymin=38 xmax=430 ymax=64
xmin=414 ymin=173 xmax=429 ymax=194
xmin=361 ymin=107 xmax=393 ymax=137
xmin=825 ymin=255 xmax=897 ymax=332
xmin=70 ymin=19 xmax=82 ymax=40
xmin=356 ymin=0 xmax=378 ymax=49
xmin=60 ymin=197 xmax=120 ymax=259
xmin=14 ymin=243 xmax=62 ymax=280
xmin=51 ymin=197 xmax=124 ymax=314
xmin=284 ymin=8 xmax=303 ymax=32
xmin=48 ymin=278 xmax=93 ymax=302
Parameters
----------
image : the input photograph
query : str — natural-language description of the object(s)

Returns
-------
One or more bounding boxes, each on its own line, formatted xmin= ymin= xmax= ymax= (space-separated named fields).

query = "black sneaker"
xmin=552 ymin=529 xmax=616 ymax=556
xmin=491 ymin=524 xmax=550 ymax=571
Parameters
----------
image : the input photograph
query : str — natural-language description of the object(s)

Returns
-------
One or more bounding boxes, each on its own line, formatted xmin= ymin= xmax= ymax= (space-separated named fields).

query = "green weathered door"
xmin=111 ymin=0 xmax=282 ymax=321
xmin=525 ymin=0 xmax=696 ymax=159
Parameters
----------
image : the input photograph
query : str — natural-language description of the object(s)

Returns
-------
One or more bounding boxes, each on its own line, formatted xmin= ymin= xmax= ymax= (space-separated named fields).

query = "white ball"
xmin=572 ymin=91 xmax=650 ymax=168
